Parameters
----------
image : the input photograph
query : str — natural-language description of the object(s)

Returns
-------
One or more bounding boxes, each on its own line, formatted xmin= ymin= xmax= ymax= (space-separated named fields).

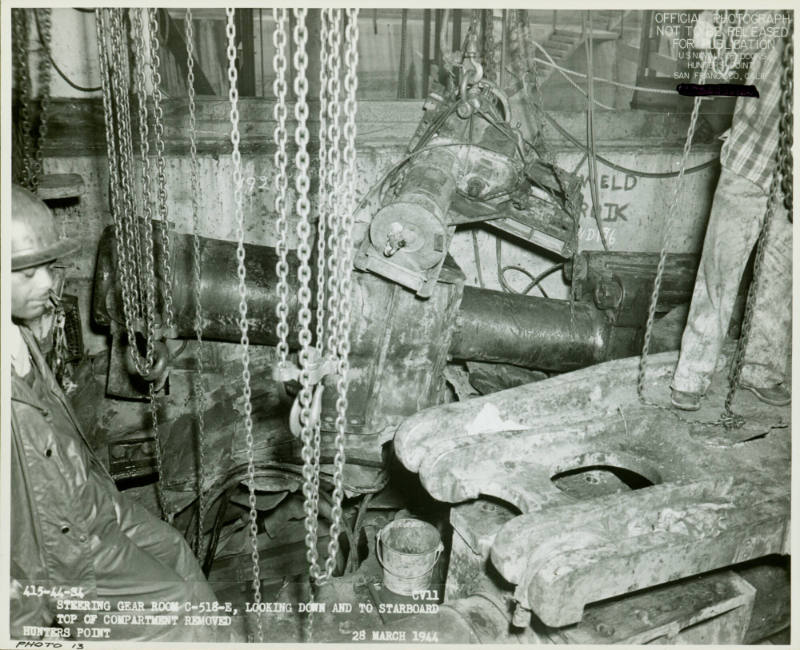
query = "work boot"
xmin=740 ymin=382 xmax=791 ymax=406
xmin=671 ymin=388 xmax=701 ymax=411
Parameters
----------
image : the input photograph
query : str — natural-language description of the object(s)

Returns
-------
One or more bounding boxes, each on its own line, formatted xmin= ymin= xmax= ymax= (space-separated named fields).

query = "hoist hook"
xmin=289 ymin=382 xmax=325 ymax=438
xmin=125 ymin=338 xmax=170 ymax=386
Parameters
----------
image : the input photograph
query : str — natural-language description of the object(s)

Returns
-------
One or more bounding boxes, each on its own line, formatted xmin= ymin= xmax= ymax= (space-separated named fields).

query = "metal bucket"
xmin=376 ymin=518 xmax=444 ymax=596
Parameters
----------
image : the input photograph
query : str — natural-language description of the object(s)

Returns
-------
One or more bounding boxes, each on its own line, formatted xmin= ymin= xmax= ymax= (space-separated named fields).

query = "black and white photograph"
xmin=1 ymin=4 xmax=794 ymax=646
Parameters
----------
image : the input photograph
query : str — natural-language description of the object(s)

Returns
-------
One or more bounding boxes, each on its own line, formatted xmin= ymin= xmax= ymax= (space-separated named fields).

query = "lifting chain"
xmin=723 ymin=23 xmax=793 ymax=418
xmin=33 ymin=8 xmax=52 ymax=189
xmin=323 ymin=12 xmax=344 ymax=370
xmin=147 ymin=9 xmax=176 ymax=334
xmin=144 ymin=6 xmax=175 ymax=525
xmin=13 ymin=9 xmax=35 ymax=189
xmin=108 ymin=8 xmax=149 ymax=359
xmin=288 ymin=10 xmax=320 ymax=637
xmin=130 ymin=8 xmax=160 ymax=378
xmin=185 ymin=7 xmax=208 ymax=555
xmin=273 ymin=9 xmax=291 ymax=370
xmin=96 ymin=8 xmax=139 ymax=361
xmin=317 ymin=11 xmax=345 ymax=541
xmin=130 ymin=10 xmax=171 ymax=519
xmin=637 ymin=58 xmax=709 ymax=408
xmin=97 ymin=9 xmax=173 ymax=520
xmin=329 ymin=3 xmax=360 ymax=579
xmin=225 ymin=9 xmax=263 ymax=644
xmin=778 ymin=30 xmax=793 ymax=214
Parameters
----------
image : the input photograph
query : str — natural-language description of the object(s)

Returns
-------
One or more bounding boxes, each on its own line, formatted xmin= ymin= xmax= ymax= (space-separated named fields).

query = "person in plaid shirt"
xmin=671 ymin=11 xmax=792 ymax=411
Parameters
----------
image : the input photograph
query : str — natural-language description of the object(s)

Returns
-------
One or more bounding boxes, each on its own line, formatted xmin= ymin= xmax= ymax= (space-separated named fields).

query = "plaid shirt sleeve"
xmin=719 ymin=35 xmax=784 ymax=194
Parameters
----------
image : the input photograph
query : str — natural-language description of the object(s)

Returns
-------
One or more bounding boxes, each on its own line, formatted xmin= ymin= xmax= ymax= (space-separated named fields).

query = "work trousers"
xmin=92 ymin=496 xmax=245 ymax=642
xmin=672 ymin=166 xmax=792 ymax=394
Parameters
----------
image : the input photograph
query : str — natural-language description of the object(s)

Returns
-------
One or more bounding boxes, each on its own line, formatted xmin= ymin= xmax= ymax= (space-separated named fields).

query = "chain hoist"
xmin=723 ymin=23 xmax=793 ymax=419
xmin=96 ymin=10 xmax=142 ymax=379
xmin=285 ymin=10 xmax=328 ymax=461
xmin=225 ymin=9 xmax=263 ymax=643
xmin=97 ymin=9 xmax=173 ymax=519
xmin=127 ymin=9 xmax=172 ymax=520
xmin=13 ymin=9 xmax=35 ymax=189
xmin=185 ymin=7 xmax=208 ymax=555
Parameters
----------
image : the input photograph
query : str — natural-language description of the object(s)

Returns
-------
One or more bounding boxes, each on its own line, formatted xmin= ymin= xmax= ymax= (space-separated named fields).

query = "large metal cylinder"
xmin=450 ymin=286 xmax=639 ymax=372
xmin=93 ymin=227 xmax=639 ymax=376
xmin=93 ymin=223 xmax=303 ymax=346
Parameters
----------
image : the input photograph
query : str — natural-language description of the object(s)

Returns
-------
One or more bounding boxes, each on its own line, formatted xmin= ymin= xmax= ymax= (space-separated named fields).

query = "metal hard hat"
xmin=11 ymin=184 xmax=79 ymax=271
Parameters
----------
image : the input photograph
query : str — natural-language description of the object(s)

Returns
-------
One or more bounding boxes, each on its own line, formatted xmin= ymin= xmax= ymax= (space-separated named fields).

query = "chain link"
xmin=778 ymin=30 xmax=793 ymax=212
xmin=113 ymin=10 xmax=144 ymax=319
xmin=316 ymin=10 xmax=332 ymax=357
xmin=637 ymin=61 xmax=709 ymax=404
xmin=96 ymin=9 xmax=138 ymax=360
xmin=291 ymin=2 xmax=318 ymax=591
xmin=148 ymin=9 xmax=176 ymax=332
xmin=33 ymin=8 xmax=52 ymax=189
xmin=131 ymin=8 xmax=160 ymax=377
xmin=13 ymin=10 xmax=34 ymax=189
xmin=273 ymin=9 xmax=291 ymax=368
xmin=324 ymin=12 xmax=344 ymax=364
xmin=328 ymin=6 xmax=359 ymax=583
xmin=294 ymin=13 xmax=359 ymax=621
xmin=225 ymin=9 xmax=263 ymax=643
xmin=723 ymin=24 xmax=793 ymax=419
xmin=185 ymin=7 xmax=208 ymax=556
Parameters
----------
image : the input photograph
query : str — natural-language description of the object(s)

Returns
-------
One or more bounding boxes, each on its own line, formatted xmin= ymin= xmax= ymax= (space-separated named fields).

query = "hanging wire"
xmin=35 ymin=9 xmax=102 ymax=93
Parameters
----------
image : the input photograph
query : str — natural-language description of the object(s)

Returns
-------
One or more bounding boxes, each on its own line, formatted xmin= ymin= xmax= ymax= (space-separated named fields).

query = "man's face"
xmin=11 ymin=263 xmax=56 ymax=322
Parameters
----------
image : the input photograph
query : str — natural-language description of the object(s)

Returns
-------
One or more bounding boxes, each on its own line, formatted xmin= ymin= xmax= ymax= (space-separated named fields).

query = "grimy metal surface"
xmin=94 ymin=226 xmax=645 ymax=385
xmin=449 ymin=286 xmax=638 ymax=371
xmin=393 ymin=350 xmax=790 ymax=628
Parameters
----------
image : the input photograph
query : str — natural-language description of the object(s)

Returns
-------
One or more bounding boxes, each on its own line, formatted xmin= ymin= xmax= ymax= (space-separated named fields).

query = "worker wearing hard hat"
xmin=8 ymin=185 xmax=245 ymax=642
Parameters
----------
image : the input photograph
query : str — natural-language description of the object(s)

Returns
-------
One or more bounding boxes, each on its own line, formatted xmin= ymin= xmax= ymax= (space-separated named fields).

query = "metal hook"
xmin=290 ymin=382 xmax=325 ymax=438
